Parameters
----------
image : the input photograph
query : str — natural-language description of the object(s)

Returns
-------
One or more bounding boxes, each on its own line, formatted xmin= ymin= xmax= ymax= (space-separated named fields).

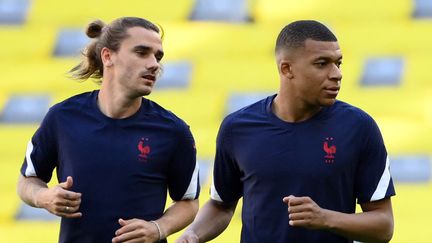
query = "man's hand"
xmin=174 ymin=230 xmax=199 ymax=243
xmin=112 ymin=218 xmax=160 ymax=243
xmin=36 ymin=176 xmax=82 ymax=218
xmin=283 ymin=195 xmax=328 ymax=230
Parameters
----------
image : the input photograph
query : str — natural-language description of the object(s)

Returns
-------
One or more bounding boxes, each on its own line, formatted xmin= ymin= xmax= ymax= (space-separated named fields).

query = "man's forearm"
xmin=157 ymin=199 xmax=199 ymax=238
xmin=17 ymin=174 xmax=48 ymax=207
xmin=324 ymin=199 xmax=394 ymax=242
xmin=187 ymin=199 xmax=237 ymax=242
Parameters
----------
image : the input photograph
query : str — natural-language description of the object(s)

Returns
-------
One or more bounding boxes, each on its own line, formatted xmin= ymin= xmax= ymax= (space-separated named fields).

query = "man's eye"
xmin=155 ymin=54 xmax=164 ymax=62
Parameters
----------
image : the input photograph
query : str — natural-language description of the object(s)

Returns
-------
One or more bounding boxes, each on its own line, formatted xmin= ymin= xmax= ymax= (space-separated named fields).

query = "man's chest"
xmin=56 ymin=121 xmax=177 ymax=174
xmin=232 ymin=124 xmax=361 ymax=181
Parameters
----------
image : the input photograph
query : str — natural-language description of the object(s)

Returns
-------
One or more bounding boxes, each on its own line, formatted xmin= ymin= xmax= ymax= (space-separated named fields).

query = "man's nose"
xmin=146 ymin=56 xmax=160 ymax=73
xmin=329 ymin=64 xmax=342 ymax=81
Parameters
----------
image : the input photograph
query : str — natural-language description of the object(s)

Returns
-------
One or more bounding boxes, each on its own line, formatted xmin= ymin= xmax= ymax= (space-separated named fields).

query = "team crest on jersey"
xmin=137 ymin=137 xmax=151 ymax=162
xmin=323 ymin=137 xmax=336 ymax=163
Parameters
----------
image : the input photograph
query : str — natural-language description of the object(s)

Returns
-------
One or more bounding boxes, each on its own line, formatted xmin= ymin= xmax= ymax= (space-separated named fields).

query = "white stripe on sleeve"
xmin=370 ymin=156 xmax=391 ymax=201
xmin=210 ymin=179 xmax=223 ymax=202
xmin=24 ymin=140 xmax=37 ymax=177
xmin=181 ymin=162 xmax=200 ymax=200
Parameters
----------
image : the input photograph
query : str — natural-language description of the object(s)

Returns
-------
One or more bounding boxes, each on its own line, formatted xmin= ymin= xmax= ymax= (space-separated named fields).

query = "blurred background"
xmin=0 ymin=0 xmax=431 ymax=242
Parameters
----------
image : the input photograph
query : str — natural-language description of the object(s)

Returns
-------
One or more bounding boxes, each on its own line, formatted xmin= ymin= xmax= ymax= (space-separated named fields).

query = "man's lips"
xmin=141 ymin=74 xmax=156 ymax=81
xmin=324 ymin=87 xmax=340 ymax=96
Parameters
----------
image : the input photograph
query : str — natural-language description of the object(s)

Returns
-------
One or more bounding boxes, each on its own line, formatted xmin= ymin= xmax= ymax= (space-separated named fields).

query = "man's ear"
xmin=279 ymin=60 xmax=294 ymax=79
xmin=101 ymin=47 xmax=113 ymax=67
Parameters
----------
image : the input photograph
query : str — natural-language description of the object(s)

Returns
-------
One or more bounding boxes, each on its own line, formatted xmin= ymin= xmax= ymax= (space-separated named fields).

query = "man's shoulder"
xmin=331 ymin=100 xmax=376 ymax=123
xmin=50 ymin=91 xmax=95 ymax=111
xmin=36 ymin=91 xmax=96 ymax=130
xmin=145 ymin=98 xmax=190 ymax=130
xmin=226 ymin=95 xmax=270 ymax=119
xmin=221 ymin=95 xmax=271 ymax=128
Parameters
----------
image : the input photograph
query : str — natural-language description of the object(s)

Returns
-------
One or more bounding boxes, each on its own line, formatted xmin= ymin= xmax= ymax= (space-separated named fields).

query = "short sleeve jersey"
xmin=20 ymin=90 xmax=200 ymax=243
xmin=211 ymin=95 xmax=395 ymax=243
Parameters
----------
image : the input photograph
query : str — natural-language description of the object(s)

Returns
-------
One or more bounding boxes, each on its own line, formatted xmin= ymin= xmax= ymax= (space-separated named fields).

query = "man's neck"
xmin=272 ymin=93 xmax=321 ymax=123
xmin=97 ymin=85 xmax=142 ymax=119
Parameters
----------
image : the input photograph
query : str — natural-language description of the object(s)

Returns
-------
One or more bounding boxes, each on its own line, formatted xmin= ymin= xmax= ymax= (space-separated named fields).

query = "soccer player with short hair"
xmin=17 ymin=17 xmax=200 ymax=243
xmin=176 ymin=20 xmax=395 ymax=243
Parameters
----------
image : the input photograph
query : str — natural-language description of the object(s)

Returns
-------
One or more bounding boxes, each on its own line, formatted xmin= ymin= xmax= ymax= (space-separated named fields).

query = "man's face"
xmin=109 ymin=27 xmax=164 ymax=97
xmin=288 ymin=39 xmax=342 ymax=107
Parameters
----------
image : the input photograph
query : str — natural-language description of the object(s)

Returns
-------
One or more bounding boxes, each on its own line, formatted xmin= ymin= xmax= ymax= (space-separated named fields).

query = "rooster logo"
xmin=323 ymin=137 xmax=336 ymax=163
xmin=138 ymin=138 xmax=151 ymax=162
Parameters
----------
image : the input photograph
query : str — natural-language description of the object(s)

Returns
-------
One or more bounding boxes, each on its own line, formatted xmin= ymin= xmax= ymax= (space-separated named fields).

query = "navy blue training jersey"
xmin=211 ymin=95 xmax=395 ymax=243
xmin=21 ymin=90 xmax=200 ymax=243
